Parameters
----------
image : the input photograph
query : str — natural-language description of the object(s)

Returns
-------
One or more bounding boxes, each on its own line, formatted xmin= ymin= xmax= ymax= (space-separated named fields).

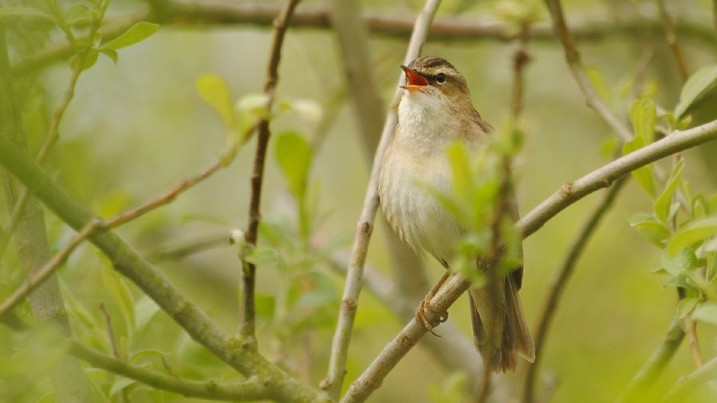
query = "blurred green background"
xmin=3 ymin=0 xmax=717 ymax=402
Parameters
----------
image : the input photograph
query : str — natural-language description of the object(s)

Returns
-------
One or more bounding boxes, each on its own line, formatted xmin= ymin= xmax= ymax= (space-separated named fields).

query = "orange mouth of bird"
xmin=400 ymin=65 xmax=429 ymax=92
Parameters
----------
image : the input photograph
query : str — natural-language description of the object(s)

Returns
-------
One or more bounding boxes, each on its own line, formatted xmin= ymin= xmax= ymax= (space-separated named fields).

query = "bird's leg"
xmin=417 ymin=271 xmax=451 ymax=335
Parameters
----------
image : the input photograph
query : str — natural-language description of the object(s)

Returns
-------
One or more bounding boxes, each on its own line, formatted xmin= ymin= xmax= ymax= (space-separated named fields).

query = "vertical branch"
xmin=655 ymin=0 xmax=689 ymax=81
xmin=240 ymin=0 xmax=301 ymax=340
xmin=522 ymin=177 xmax=627 ymax=403
xmin=331 ymin=0 xmax=430 ymax=305
xmin=543 ymin=0 xmax=632 ymax=142
xmin=0 ymin=23 xmax=93 ymax=402
xmin=322 ymin=0 xmax=443 ymax=399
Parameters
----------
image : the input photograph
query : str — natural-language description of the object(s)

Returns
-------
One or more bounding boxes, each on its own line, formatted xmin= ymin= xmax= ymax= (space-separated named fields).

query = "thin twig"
xmin=14 ymin=2 xmax=716 ymax=76
xmin=240 ymin=0 xmax=301 ymax=341
xmin=99 ymin=302 xmax=121 ymax=359
xmin=543 ymin=0 xmax=633 ymax=142
xmin=522 ymin=177 xmax=627 ymax=403
xmin=0 ymin=219 xmax=99 ymax=317
xmin=330 ymin=0 xmax=430 ymax=303
xmin=322 ymin=0 xmax=443 ymax=399
xmin=618 ymin=317 xmax=685 ymax=402
xmin=104 ymin=159 xmax=224 ymax=229
xmin=655 ymin=0 xmax=689 ymax=81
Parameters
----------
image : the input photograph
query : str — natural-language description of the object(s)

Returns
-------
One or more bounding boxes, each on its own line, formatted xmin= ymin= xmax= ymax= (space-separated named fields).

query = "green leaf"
xmin=65 ymin=4 xmax=92 ymax=25
xmin=275 ymin=132 xmax=313 ymax=201
xmin=624 ymin=98 xmax=657 ymax=196
xmin=677 ymin=297 xmax=699 ymax=318
xmin=255 ymin=294 xmax=276 ymax=319
xmin=692 ymin=302 xmax=717 ymax=325
xmin=71 ymin=48 xmax=99 ymax=71
xmin=653 ymin=159 xmax=684 ymax=223
xmin=630 ymin=213 xmax=669 ymax=247
xmin=133 ymin=296 xmax=160 ymax=335
xmin=666 ymin=216 xmax=717 ymax=256
xmin=196 ymin=74 xmax=234 ymax=127
xmin=675 ymin=64 xmax=717 ymax=118
xmin=585 ymin=67 xmax=612 ymax=107
xmin=660 ymin=248 xmax=699 ymax=276
xmin=244 ymin=246 xmax=279 ymax=266
xmin=102 ymin=22 xmax=159 ymax=50
xmin=101 ymin=266 xmax=135 ymax=333
xmin=446 ymin=142 xmax=473 ymax=202
xmin=99 ymin=48 xmax=118 ymax=64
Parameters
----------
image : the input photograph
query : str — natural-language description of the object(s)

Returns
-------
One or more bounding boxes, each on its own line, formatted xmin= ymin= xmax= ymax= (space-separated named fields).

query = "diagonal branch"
xmin=0 ymin=136 xmax=328 ymax=403
xmin=543 ymin=0 xmax=633 ymax=142
xmin=517 ymin=119 xmax=717 ymax=238
xmin=322 ymin=0 xmax=443 ymax=398
xmin=345 ymin=118 xmax=717 ymax=402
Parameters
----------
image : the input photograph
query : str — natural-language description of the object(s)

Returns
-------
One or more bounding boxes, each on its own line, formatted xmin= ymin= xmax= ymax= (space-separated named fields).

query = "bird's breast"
xmin=378 ymin=132 xmax=463 ymax=263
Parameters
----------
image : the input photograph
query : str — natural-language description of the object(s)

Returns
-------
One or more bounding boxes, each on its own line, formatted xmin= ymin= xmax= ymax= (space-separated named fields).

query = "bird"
xmin=378 ymin=56 xmax=535 ymax=372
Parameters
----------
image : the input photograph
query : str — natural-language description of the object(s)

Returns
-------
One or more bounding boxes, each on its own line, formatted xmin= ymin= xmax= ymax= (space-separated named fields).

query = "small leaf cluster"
xmin=422 ymin=122 xmax=524 ymax=285
xmin=628 ymin=66 xmax=717 ymax=327
xmin=8 ymin=1 xmax=158 ymax=71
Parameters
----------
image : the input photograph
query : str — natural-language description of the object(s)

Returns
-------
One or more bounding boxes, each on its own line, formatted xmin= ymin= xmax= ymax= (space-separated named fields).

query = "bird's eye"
xmin=435 ymin=73 xmax=446 ymax=84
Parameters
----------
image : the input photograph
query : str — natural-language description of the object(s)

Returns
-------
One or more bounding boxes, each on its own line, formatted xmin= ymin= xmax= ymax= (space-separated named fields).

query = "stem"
xmin=0 ymin=22 xmax=93 ymax=403
xmin=543 ymin=0 xmax=633 ymax=141
xmin=655 ymin=0 xmax=689 ymax=81
xmin=322 ymin=0 xmax=444 ymax=398
xmin=618 ymin=317 xmax=685 ymax=402
xmin=240 ymin=0 xmax=301 ymax=341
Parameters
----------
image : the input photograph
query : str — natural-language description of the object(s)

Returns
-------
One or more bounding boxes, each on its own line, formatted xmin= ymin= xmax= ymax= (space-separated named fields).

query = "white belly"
xmin=378 ymin=143 xmax=463 ymax=264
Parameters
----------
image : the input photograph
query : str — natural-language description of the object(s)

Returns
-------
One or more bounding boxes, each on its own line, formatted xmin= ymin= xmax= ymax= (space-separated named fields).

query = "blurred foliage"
xmin=1 ymin=0 xmax=717 ymax=402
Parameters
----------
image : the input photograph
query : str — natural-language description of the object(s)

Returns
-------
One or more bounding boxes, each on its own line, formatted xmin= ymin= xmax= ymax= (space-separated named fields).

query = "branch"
xmin=68 ymin=341 xmax=272 ymax=401
xmin=543 ymin=0 xmax=633 ymax=141
xmin=322 ymin=0 xmax=443 ymax=398
xmin=239 ymin=0 xmax=301 ymax=341
xmin=0 ymin=22 xmax=93 ymax=402
xmin=13 ymin=2 xmax=716 ymax=76
xmin=326 ymin=253 xmax=484 ymax=388
xmin=331 ymin=0 xmax=430 ymax=327
xmin=517 ymin=119 xmax=717 ymax=238
xmin=662 ymin=353 xmax=717 ymax=402
xmin=0 ymin=137 xmax=328 ymax=403
xmin=656 ymin=0 xmax=689 ymax=81
xmin=0 ymin=219 xmax=99 ymax=318
xmin=341 ymin=274 xmax=472 ymax=403
xmin=343 ymin=119 xmax=717 ymax=401
xmin=618 ymin=317 xmax=685 ymax=402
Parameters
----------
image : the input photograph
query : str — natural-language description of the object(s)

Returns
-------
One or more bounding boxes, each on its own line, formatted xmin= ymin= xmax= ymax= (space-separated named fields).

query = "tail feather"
xmin=469 ymin=273 xmax=534 ymax=372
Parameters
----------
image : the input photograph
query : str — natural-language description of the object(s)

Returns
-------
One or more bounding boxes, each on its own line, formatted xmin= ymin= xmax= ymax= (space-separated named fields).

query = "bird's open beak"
xmin=400 ymin=65 xmax=429 ymax=92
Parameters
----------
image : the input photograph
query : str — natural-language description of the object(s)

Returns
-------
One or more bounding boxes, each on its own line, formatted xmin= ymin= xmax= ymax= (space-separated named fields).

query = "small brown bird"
xmin=378 ymin=56 xmax=535 ymax=372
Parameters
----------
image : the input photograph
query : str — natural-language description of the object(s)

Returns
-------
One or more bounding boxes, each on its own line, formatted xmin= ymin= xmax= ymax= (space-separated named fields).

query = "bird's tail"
xmin=469 ymin=272 xmax=535 ymax=372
